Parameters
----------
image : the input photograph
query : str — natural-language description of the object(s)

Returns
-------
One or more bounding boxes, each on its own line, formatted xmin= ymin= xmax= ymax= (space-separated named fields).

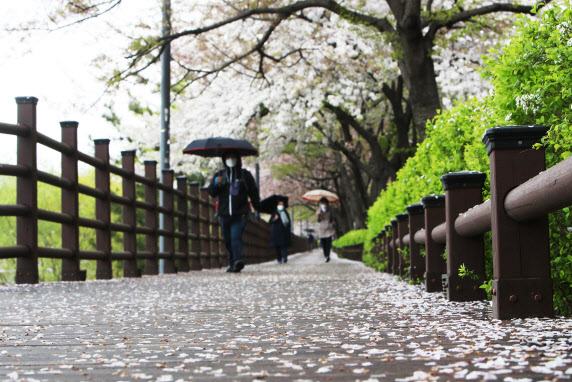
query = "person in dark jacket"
xmin=207 ymin=152 xmax=260 ymax=273
xmin=269 ymin=200 xmax=291 ymax=264
xmin=317 ymin=197 xmax=335 ymax=263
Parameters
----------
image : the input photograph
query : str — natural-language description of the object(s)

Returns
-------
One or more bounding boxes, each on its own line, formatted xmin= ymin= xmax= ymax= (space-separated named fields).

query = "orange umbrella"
xmin=302 ymin=189 xmax=340 ymax=203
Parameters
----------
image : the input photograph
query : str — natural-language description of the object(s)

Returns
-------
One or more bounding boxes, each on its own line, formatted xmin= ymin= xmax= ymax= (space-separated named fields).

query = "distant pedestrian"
xmin=269 ymin=200 xmax=291 ymax=264
xmin=317 ymin=197 xmax=335 ymax=262
xmin=207 ymin=152 xmax=260 ymax=273
xmin=307 ymin=233 xmax=315 ymax=245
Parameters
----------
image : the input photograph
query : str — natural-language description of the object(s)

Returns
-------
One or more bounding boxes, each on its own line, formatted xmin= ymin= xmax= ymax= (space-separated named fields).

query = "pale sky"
xmin=0 ymin=0 xmax=161 ymax=172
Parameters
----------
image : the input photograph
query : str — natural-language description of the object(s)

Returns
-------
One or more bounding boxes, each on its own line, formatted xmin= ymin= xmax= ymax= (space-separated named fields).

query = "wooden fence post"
xmin=390 ymin=219 xmax=398 ymax=274
xmin=441 ymin=171 xmax=487 ymax=301
xmin=208 ymin=197 xmax=221 ymax=268
xmin=396 ymin=213 xmax=409 ymax=276
xmin=94 ymin=139 xmax=112 ymax=280
xmin=200 ymin=188 xmax=211 ymax=268
xmin=188 ymin=182 xmax=202 ymax=270
xmin=406 ymin=203 xmax=425 ymax=281
xmin=378 ymin=230 xmax=386 ymax=266
xmin=144 ymin=160 xmax=158 ymax=275
xmin=162 ymin=170 xmax=176 ymax=273
xmin=15 ymin=97 xmax=39 ymax=284
xmin=384 ymin=224 xmax=392 ymax=273
xmin=176 ymin=176 xmax=190 ymax=272
xmin=483 ymin=125 xmax=553 ymax=319
xmin=61 ymin=121 xmax=82 ymax=281
xmin=122 ymin=150 xmax=139 ymax=277
xmin=214 ymin=213 xmax=224 ymax=267
xmin=421 ymin=194 xmax=446 ymax=292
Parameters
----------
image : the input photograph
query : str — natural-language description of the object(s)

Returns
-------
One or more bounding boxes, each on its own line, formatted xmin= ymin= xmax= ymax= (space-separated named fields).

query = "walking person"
xmin=317 ymin=197 xmax=335 ymax=262
xmin=269 ymin=200 xmax=291 ymax=264
xmin=207 ymin=152 xmax=260 ymax=273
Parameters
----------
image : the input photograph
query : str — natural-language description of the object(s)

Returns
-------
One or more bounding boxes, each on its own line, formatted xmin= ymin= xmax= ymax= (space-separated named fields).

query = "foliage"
xmin=458 ymin=264 xmax=479 ymax=281
xmin=483 ymin=2 xmax=572 ymax=164
xmin=365 ymin=97 xmax=499 ymax=245
xmin=333 ymin=229 xmax=368 ymax=247
xmin=364 ymin=0 xmax=572 ymax=315
xmin=0 ymin=172 xmax=127 ymax=284
xmin=484 ymin=0 xmax=572 ymax=315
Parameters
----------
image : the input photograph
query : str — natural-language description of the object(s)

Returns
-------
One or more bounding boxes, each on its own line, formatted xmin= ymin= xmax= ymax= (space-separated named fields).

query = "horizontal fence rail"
xmin=360 ymin=125 xmax=572 ymax=320
xmin=0 ymin=97 xmax=312 ymax=284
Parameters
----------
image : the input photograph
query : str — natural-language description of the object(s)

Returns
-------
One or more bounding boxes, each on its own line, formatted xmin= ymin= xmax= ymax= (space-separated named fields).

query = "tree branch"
xmin=165 ymin=0 xmax=393 ymax=43
xmin=427 ymin=0 xmax=552 ymax=38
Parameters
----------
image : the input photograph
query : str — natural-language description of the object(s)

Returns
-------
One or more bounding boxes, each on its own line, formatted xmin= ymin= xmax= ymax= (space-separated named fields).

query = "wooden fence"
xmin=368 ymin=125 xmax=572 ymax=319
xmin=0 ymin=97 xmax=311 ymax=284
xmin=334 ymin=242 xmax=364 ymax=261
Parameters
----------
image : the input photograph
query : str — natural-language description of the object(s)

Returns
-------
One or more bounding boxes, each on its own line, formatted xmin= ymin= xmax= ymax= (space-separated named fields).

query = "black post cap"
xmin=15 ymin=96 xmax=39 ymax=105
xmin=144 ymin=160 xmax=158 ymax=165
xmin=385 ymin=224 xmax=392 ymax=230
xmin=440 ymin=171 xmax=486 ymax=191
xmin=421 ymin=194 xmax=445 ymax=208
xmin=396 ymin=212 xmax=409 ymax=222
xmin=406 ymin=203 xmax=424 ymax=215
xmin=121 ymin=150 xmax=136 ymax=156
xmin=60 ymin=121 xmax=79 ymax=128
xmin=390 ymin=219 xmax=397 ymax=226
xmin=482 ymin=125 xmax=549 ymax=155
xmin=94 ymin=139 xmax=110 ymax=145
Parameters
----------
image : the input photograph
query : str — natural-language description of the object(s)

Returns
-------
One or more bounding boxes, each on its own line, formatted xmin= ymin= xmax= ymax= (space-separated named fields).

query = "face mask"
xmin=225 ymin=158 xmax=237 ymax=168
xmin=320 ymin=205 xmax=327 ymax=212
xmin=277 ymin=205 xmax=285 ymax=211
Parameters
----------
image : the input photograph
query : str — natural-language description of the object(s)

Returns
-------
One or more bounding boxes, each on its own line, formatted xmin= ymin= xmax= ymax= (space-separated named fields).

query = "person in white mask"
xmin=207 ymin=152 xmax=260 ymax=273
xmin=269 ymin=200 xmax=291 ymax=264
xmin=316 ymin=197 xmax=336 ymax=262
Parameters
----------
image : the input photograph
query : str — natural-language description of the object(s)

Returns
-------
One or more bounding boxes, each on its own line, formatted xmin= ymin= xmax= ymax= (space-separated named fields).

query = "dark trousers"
xmin=320 ymin=237 xmax=332 ymax=258
xmin=275 ymin=246 xmax=288 ymax=262
xmin=220 ymin=215 xmax=247 ymax=266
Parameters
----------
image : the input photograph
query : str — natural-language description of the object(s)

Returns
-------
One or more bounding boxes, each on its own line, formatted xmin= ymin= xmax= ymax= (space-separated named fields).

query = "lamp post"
xmin=159 ymin=0 xmax=171 ymax=274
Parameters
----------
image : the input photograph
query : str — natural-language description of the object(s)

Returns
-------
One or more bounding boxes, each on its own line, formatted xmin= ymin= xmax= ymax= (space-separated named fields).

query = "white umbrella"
xmin=302 ymin=189 xmax=340 ymax=203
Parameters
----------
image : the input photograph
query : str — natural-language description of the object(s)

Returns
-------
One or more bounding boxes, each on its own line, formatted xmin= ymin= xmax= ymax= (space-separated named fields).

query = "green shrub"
xmin=333 ymin=229 xmax=368 ymax=247
xmin=365 ymin=1 xmax=572 ymax=315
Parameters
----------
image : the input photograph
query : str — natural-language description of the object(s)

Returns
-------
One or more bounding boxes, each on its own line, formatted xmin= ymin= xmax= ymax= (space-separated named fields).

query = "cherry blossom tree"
xmin=6 ymin=0 xmax=543 ymax=230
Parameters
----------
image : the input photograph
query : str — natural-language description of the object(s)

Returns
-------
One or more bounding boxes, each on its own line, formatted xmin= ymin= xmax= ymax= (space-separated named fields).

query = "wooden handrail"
xmin=0 ymin=122 xmax=28 ymax=136
xmin=505 ymin=155 xmax=572 ymax=222
xmin=414 ymin=228 xmax=425 ymax=245
xmin=454 ymin=199 xmax=491 ymax=238
xmin=431 ymin=222 xmax=446 ymax=244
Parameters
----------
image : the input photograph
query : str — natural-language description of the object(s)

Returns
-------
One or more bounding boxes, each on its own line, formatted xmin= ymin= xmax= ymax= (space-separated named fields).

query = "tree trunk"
xmin=397 ymin=21 xmax=441 ymax=140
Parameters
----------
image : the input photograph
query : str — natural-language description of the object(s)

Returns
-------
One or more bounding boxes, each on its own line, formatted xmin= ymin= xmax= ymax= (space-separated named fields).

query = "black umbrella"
xmin=183 ymin=137 xmax=258 ymax=157
xmin=258 ymin=194 xmax=288 ymax=214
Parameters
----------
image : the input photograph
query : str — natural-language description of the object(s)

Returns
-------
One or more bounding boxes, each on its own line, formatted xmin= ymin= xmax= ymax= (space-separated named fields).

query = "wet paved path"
xmin=0 ymin=249 xmax=571 ymax=382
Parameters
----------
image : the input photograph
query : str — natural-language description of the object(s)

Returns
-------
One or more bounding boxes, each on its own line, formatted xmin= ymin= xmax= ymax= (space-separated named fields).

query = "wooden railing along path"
xmin=0 ymin=97 xmax=310 ymax=284
xmin=367 ymin=125 xmax=572 ymax=319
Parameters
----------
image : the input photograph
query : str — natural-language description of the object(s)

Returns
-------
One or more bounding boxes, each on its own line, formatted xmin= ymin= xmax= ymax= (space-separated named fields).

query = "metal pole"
xmin=159 ymin=0 xmax=171 ymax=274
xmin=255 ymin=163 xmax=260 ymax=219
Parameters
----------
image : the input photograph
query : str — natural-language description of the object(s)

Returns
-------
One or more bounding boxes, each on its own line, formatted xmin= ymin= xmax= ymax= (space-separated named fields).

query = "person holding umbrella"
xmin=206 ymin=151 xmax=260 ymax=273
xmin=184 ymin=137 xmax=260 ymax=273
xmin=316 ymin=197 xmax=336 ymax=263
xmin=302 ymin=189 xmax=339 ymax=263
xmin=269 ymin=199 xmax=291 ymax=264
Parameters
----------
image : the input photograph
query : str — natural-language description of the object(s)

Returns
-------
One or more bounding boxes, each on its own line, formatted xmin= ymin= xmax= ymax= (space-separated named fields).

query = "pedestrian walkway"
xmin=0 ymin=250 xmax=571 ymax=381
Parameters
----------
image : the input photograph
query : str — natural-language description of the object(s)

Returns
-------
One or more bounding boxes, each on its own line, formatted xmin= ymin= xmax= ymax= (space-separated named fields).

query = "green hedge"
xmin=363 ymin=2 xmax=572 ymax=315
xmin=333 ymin=229 xmax=368 ymax=247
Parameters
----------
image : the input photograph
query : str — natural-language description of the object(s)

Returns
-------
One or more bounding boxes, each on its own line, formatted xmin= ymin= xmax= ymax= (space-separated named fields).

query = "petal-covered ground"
xmin=0 ymin=249 xmax=570 ymax=381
